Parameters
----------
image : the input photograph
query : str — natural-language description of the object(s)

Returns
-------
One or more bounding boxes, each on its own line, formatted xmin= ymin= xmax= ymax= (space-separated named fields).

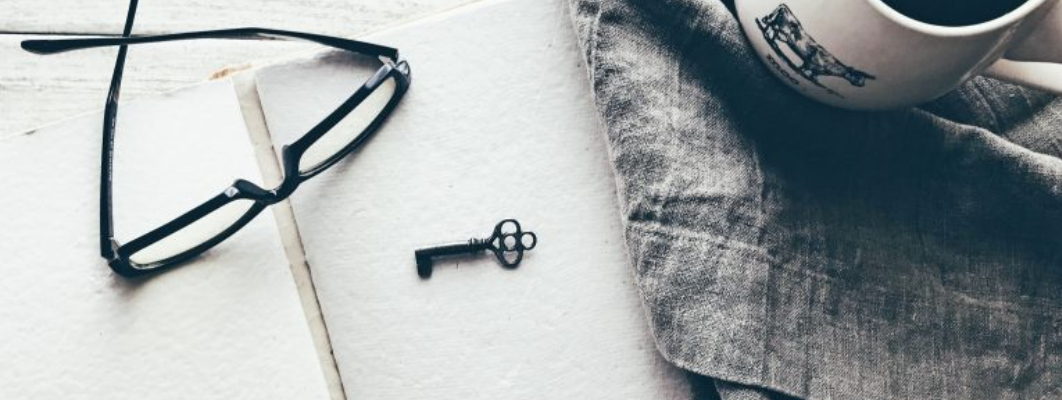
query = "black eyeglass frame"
xmin=22 ymin=28 xmax=411 ymax=277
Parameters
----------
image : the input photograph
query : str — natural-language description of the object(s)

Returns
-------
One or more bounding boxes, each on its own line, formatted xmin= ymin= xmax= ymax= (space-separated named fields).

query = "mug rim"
xmin=865 ymin=0 xmax=1050 ymax=37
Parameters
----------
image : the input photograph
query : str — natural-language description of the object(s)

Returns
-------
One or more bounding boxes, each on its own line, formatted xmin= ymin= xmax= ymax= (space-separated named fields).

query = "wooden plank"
xmin=0 ymin=0 xmax=472 ymax=36
xmin=0 ymin=35 xmax=318 ymax=135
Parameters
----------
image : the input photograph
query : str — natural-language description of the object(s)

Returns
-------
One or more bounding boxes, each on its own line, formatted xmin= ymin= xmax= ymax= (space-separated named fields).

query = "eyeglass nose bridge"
xmin=229 ymin=179 xmax=289 ymax=205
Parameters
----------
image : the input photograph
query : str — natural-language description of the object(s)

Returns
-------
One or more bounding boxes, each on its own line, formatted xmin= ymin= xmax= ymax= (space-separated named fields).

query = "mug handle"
xmin=984 ymin=0 xmax=1062 ymax=95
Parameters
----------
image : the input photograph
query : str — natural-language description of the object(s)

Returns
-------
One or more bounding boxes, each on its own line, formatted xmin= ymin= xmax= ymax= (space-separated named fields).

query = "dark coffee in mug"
xmin=881 ymin=0 xmax=1028 ymax=26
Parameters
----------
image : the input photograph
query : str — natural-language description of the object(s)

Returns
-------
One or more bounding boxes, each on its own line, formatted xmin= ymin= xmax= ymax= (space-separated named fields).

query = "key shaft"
xmin=415 ymin=238 xmax=490 ymax=278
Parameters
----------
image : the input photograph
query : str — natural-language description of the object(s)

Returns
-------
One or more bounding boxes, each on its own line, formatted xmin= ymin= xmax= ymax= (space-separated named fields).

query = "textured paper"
xmin=254 ymin=0 xmax=691 ymax=398
xmin=231 ymin=71 xmax=348 ymax=400
xmin=0 ymin=80 xmax=330 ymax=400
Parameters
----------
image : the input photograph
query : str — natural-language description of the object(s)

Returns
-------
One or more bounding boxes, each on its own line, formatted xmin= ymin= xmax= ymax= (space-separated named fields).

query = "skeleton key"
xmin=415 ymin=219 xmax=537 ymax=278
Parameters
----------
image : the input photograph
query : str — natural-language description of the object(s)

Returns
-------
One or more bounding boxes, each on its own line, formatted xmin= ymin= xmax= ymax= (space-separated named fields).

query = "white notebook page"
xmin=0 ymin=80 xmax=331 ymax=400
xmin=254 ymin=0 xmax=691 ymax=398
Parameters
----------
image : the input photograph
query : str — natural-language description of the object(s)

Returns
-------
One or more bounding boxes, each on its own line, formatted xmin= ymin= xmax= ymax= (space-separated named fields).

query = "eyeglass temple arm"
xmin=21 ymin=28 xmax=400 ymax=60
xmin=97 ymin=0 xmax=140 ymax=262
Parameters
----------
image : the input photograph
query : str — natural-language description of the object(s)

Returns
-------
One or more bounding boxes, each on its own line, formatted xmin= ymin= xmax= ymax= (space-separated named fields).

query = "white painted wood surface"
xmin=0 ymin=36 xmax=315 ymax=137
xmin=253 ymin=0 xmax=693 ymax=398
xmin=0 ymin=0 xmax=469 ymax=136
xmin=0 ymin=0 xmax=473 ymax=35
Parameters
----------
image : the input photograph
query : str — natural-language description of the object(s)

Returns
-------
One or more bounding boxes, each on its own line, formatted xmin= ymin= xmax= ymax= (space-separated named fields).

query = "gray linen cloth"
xmin=565 ymin=0 xmax=1062 ymax=399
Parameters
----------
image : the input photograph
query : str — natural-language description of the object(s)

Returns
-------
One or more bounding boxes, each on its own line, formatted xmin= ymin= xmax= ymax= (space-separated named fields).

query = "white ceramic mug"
xmin=735 ymin=0 xmax=1062 ymax=110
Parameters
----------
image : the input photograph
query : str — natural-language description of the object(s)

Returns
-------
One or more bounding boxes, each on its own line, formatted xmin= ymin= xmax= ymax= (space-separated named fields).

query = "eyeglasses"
xmin=21 ymin=1 xmax=410 ymax=277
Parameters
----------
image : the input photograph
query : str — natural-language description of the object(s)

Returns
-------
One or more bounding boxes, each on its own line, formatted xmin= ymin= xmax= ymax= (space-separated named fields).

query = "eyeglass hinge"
xmin=104 ymin=238 xmax=122 ymax=261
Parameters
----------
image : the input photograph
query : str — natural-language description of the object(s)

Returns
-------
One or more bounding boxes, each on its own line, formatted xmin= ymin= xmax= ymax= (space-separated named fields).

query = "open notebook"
xmin=0 ymin=0 xmax=690 ymax=398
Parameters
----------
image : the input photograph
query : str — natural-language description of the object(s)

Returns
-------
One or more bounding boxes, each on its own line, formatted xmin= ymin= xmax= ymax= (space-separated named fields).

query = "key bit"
xmin=415 ymin=219 xmax=537 ymax=278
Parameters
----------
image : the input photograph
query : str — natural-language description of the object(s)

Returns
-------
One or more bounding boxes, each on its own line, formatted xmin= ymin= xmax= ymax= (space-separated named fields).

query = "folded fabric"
xmin=566 ymin=0 xmax=1062 ymax=399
